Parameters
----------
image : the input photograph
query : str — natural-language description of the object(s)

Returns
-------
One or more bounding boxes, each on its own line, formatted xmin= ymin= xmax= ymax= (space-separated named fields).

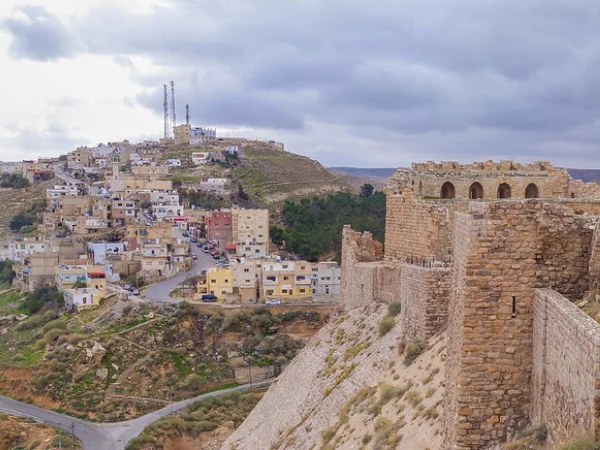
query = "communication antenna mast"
xmin=170 ymin=81 xmax=176 ymax=133
xmin=185 ymin=104 xmax=190 ymax=125
xmin=163 ymin=84 xmax=169 ymax=139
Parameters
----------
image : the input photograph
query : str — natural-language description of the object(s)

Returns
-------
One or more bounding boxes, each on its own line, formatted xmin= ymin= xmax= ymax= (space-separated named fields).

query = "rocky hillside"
xmin=0 ymin=413 xmax=80 ymax=449
xmin=233 ymin=143 xmax=354 ymax=204
xmin=223 ymin=303 xmax=445 ymax=450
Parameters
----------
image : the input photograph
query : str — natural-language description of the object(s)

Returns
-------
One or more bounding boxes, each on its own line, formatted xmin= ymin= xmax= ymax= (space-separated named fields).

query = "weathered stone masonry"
xmin=532 ymin=289 xmax=600 ymax=444
xmin=340 ymin=160 xmax=600 ymax=449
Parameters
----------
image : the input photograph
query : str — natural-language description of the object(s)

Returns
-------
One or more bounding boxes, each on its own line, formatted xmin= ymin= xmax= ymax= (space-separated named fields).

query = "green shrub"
xmin=362 ymin=434 xmax=372 ymax=444
xmin=403 ymin=341 xmax=428 ymax=366
xmin=378 ymin=317 xmax=395 ymax=337
xmin=387 ymin=302 xmax=401 ymax=317
xmin=535 ymin=424 xmax=548 ymax=443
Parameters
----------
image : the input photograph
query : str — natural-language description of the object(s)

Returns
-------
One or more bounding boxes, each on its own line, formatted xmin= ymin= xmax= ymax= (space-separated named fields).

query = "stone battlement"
xmin=412 ymin=160 xmax=557 ymax=174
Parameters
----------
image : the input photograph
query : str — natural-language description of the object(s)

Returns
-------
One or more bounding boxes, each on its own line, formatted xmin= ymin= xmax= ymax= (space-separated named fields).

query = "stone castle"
xmin=341 ymin=160 xmax=600 ymax=449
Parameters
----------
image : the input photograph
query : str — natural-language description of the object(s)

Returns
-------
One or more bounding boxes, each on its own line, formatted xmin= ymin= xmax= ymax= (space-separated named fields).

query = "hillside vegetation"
xmin=224 ymin=303 xmax=445 ymax=450
xmin=0 ymin=290 xmax=325 ymax=422
xmin=271 ymin=187 xmax=386 ymax=261
xmin=0 ymin=413 xmax=81 ymax=449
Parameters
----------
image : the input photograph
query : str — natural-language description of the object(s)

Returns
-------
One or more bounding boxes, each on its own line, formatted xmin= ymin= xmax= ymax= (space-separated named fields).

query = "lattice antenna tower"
xmin=170 ymin=81 xmax=176 ymax=135
xmin=163 ymin=84 xmax=169 ymax=139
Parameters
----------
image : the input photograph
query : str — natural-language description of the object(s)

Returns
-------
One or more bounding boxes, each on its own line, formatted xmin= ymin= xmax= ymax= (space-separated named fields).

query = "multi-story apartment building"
xmin=189 ymin=126 xmax=217 ymax=143
xmin=139 ymin=237 xmax=190 ymax=281
xmin=46 ymin=183 xmax=83 ymax=206
xmin=126 ymin=222 xmax=173 ymax=250
xmin=260 ymin=260 xmax=312 ymax=299
xmin=231 ymin=260 xmax=262 ymax=303
xmin=58 ymin=196 xmax=92 ymax=220
xmin=15 ymin=252 xmax=60 ymax=292
xmin=199 ymin=178 xmax=229 ymax=196
xmin=111 ymin=198 xmax=138 ymax=226
xmin=67 ymin=148 xmax=91 ymax=168
xmin=10 ymin=236 xmax=54 ymax=261
xmin=311 ymin=262 xmax=342 ymax=296
xmin=232 ymin=208 xmax=269 ymax=257
xmin=208 ymin=210 xmax=232 ymax=248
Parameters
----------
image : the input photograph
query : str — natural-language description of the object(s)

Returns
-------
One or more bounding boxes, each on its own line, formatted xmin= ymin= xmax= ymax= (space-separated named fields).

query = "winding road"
xmin=143 ymin=243 xmax=218 ymax=303
xmin=0 ymin=380 xmax=273 ymax=450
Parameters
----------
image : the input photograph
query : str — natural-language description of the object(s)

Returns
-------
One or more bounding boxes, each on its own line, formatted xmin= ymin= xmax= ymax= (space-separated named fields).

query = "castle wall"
xmin=409 ymin=161 xmax=570 ymax=200
xmin=400 ymin=262 xmax=451 ymax=342
xmin=384 ymin=190 xmax=468 ymax=261
xmin=340 ymin=226 xmax=401 ymax=310
xmin=444 ymin=201 xmax=595 ymax=449
xmin=532 ymin=289 xmax=600 ymax=445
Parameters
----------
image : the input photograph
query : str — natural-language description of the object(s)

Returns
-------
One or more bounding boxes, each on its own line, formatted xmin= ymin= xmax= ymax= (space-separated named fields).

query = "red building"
xmin=208 ymin=211 xmax=232 ymax=249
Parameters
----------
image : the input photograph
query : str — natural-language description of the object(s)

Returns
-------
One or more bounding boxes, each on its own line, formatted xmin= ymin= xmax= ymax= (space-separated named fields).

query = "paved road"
xmin=143 ymin=244 xmax=218 ymax=303
xmin=0 ymin=380 xmax=273 ymax=450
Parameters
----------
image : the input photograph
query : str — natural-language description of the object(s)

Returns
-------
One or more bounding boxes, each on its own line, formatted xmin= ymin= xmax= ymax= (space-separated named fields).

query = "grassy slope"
xmin=0 ymin=180 xmax=53 ymax=234
xmin=233 ymin=144 xmax=354 ymax=204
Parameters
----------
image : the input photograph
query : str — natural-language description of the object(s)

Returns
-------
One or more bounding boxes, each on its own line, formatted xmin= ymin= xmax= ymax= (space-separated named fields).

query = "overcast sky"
xmin=1 ymin=0 xmax=600 ymax=168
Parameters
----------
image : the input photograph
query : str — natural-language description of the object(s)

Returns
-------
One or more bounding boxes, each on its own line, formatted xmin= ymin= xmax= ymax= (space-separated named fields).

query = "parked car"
xmin=202 ymin=246 xmax=209 ymax=253
xmin=265 ymin=299 xmax=281 ymax=305
xmin=191 ymin=237 xmax=197 ymax=243
xmin=197 ymin=243 xmax=203 ymax=248
xmin=132 ymin=288 xmax=140 ymax=296
xmin=201 ymin=294 xmax=218 ymax=303
xmin=192 ymin=253 xmax=198 ymax=260
xmin=201 ymin=269 xmax=207 ymax=275
xmin=213 ymin=255 xmax=221 ymax=261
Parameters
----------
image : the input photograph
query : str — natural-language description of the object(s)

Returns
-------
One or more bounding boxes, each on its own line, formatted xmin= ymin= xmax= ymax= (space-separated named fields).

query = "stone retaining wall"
xmin=532 ymin=288 xmax=600 ymax=444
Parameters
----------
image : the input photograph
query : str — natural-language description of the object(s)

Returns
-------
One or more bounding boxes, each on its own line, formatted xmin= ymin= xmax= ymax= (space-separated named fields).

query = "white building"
xmin=200 ymin=178 xmax=229 ymax=195
xmin=150 ymin=191 xmax=181 ymax=207
xmin=189 ymin=127 xmax=217 ymax=142
xmin=87 ymin=242 xmax=127 ymax=265
xmin=154 ymin=204 xmax=185 ymax=219
xmin=311 ymin=262 xmax=342 ymax=295
xmin=46 ymin=183 xmax=82 ymax=204
xmin=191 ymin=152 xmax=209 ymax=165
xmin=63 ymin=287 xmax=103 ymax=311
xmin=167 ymin=159 xmax=182 ymax=167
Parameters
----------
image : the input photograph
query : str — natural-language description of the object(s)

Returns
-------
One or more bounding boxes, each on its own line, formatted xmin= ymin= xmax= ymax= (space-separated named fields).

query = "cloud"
xmin=2 ymin=5 xmax=81 ymax=61
xmin=3 ymin=0 xmax=600 ymax=167
xmin=0 ymin=122 xmax=83 ymax=160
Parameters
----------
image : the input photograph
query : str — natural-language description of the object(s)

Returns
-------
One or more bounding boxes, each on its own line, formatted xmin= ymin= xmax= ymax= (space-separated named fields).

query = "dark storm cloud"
xmin=4 ymin=0 xmax=600 ymax=166
xmin=1 ymin=5 xmax=80 ymax=61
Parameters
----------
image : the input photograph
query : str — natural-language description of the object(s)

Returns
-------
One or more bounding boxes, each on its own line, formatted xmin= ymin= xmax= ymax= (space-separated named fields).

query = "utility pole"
xmin=163 ymin=84 xmax=169 ymax=140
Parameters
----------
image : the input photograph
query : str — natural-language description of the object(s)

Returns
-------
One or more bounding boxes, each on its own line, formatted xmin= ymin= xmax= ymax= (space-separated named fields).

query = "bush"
xmin=403 ymin=341 xmax=428 ymax=366
xmin=19 ymin=224 xmax=37 ymax=234
xmin=558 ymin=433 xmax=599 ymax=450
xmin=9 ymin=214 xmax=33 ymax=232
xmin=378 ymin=317 xmax=395 ymax=337
xmin=387 ymin=302 xmax=401 ymax=317
xmin=0 ymin=174 xmax=29 ymax=189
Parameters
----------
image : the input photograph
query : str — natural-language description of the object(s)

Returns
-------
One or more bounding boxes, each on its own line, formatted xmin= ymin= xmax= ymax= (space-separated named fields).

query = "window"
xmin=282 ymin=289 xmax=288 ymax=294
xmin=266 ymin=290 xmax=274 ymax=295
xmin=266 ymin=276 xmax=276 ymax=281
xmin=299 ymin=289 xmax=306 ymax=293
xmin=211 ymin=279 xmax=217 ymax=283
xmin=244 ymin=268 xmax=249 ymax=272
xmin=301 ymin=266 xmax=306 ymax=270
xmin=326 ymin=288 xmax=330 ymax=294
xmin=312 ymin=268 xmax=318 ymax=272
xmin=221 ymin=290 xmax=226 ymax=295
xmin=224 ymin=279 xmax=229 ymax=283
xmin=282 ymin=264 xmax=288 ymax=269
xmin=283 ymin=276 xmax=289 ymax=281
xmin=312 ymin=289 xmax=316 ymax=294
xmin=245 ymin=279 xmax=251 ymax=283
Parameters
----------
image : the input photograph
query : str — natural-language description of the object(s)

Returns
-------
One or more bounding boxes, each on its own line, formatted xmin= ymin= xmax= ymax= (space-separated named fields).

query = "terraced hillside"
xmin=233 ymin=143 xmax=355 ymax=204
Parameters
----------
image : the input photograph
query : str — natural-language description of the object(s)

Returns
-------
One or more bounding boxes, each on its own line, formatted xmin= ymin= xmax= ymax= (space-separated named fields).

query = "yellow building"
xmin=260 ymin=260 xmax=312 ymax=299
xmin=204 ymin=267 xmax=233 ymax=301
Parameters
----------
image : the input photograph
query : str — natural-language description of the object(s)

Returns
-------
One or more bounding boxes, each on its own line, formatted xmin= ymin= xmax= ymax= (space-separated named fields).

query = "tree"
xmin=360 ymin=183 xmax=374 ymax=198
xmin=237 ymin=184 xmax=249 ymax=202
xmin=0 ymin=174 xmax=29 ymax=189
xmin=9 ymin=215 xmax=33 ymax=232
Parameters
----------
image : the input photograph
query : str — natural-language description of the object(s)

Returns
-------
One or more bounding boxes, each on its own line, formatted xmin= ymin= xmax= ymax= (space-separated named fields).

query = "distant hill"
xmin=566 ymin=168 xmax=600 ymax=184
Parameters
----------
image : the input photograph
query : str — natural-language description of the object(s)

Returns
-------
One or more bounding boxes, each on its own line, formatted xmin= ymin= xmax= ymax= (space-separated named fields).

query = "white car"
xmin=265 ymin=299 xmax=281 ymax=305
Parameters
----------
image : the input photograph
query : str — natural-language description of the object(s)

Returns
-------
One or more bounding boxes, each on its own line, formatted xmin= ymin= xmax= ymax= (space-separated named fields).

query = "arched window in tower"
xmin=525 ymin=183 xmax=539 ymax=198
xmin=497 ymin=183 xmax=511 ymax=199
xmin=440 ymin=182 xmax=456 ymax=199
xmin=469 ymin=182 xmax=484 ymax=199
